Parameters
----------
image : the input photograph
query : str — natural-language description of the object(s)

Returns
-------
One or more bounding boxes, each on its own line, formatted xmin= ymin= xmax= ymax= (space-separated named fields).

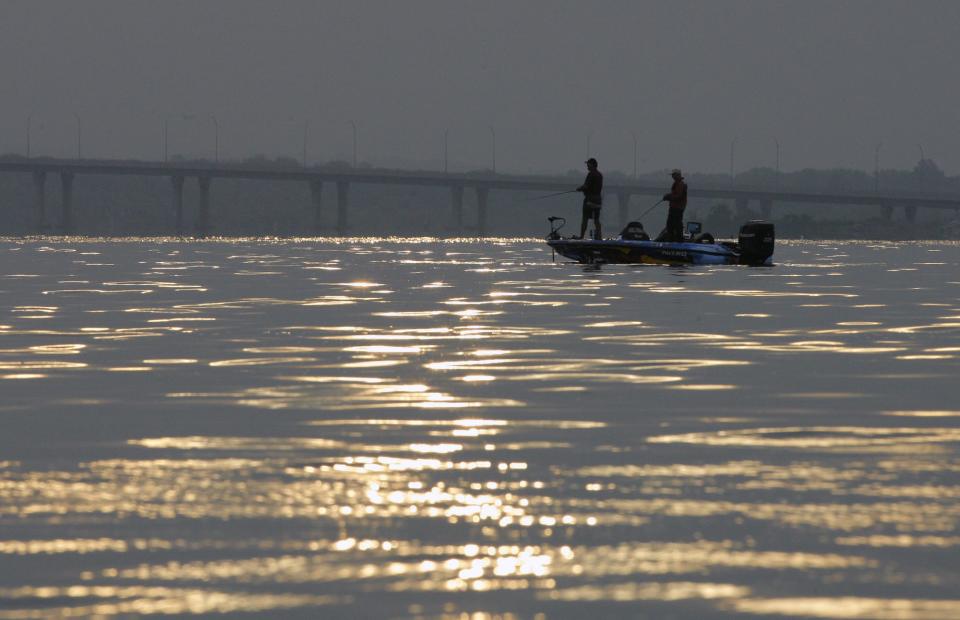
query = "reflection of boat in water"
xmin=546 ymin=218 xmax=775 ymax=266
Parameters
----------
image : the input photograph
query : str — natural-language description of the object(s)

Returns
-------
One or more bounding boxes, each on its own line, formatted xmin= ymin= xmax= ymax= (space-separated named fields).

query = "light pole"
xmin=163 ymin=116 xmax=170 ymax=162
xmin=918 ymin=143 xmax=925 ymax=162
xmin=444 ymin=129 xmax=450 ymax=173
xmin=74 ymin=113 xmax=82 ymax=159
xmin=874 ymin=142 xmax=883 ymax=192
xmin=773 ymin=137 xmax=780 ymax=188
xmin=631 ymin=131 xmax=638 ymax=178
xmin=210 ymin=115 xmax=219 ymax=163
xmin=349 ymin=121 xmax=357 ymax=167
xmin=730 ymin=137 xmax=738 ymax=186
xmin=302 ymin=121 xmax=309 ymax=167
xmin=488 ymin=125 xmax=496 ymax=174
xmin=26 ymin=115 xmax=32 ymax=158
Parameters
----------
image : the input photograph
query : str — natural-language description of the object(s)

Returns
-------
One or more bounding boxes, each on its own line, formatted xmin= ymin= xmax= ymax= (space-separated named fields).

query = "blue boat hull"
xmin=547 ymin=238 xmax=770 ymax=266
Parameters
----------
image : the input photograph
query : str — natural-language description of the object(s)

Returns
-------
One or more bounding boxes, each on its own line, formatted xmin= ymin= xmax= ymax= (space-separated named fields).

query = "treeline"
xmin=0 ymin=154 xmax=957 ymax=238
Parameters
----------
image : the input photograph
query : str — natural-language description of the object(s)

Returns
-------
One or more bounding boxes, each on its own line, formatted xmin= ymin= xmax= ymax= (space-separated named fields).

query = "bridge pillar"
xmin=476 ymin=187 xmax=489 ymax=236
xmin=759 ymin=199 xmax=773 ymax=219
xmin=451 ymin=185 xmax=464 ymax=233
xmin=196 ymin=176 xmax=211 ymax=238
xmin=617 ymin=192 xmax=631 ymax=226
xmin=60 ymin=172 xmax=75 ymax=234
xmin=905 ymin=205 xmax=917 ymax=223
xmin=880 ymin=203 xmax=893 ymax=221
xmin=735 ymin=196 xmax=750 ymax=219
xmin=336 ymin=181 xmax=349 ymax=235
xmin=32 ymin=171 xmax=46 ymax=233
xmin=309 ymin=180 xmax=323 ymax=234
xmin=171 ymin=176 xmax=185 ymax=236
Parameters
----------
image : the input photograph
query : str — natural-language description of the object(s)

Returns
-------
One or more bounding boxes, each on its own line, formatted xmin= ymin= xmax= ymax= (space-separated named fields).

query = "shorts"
xmin=582 ymin=201 xmax=602 ymax=218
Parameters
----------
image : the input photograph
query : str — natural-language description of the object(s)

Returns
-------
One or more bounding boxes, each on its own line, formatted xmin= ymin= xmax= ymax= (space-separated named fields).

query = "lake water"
xmin=1 ymin=237 xmax=959 ymax=619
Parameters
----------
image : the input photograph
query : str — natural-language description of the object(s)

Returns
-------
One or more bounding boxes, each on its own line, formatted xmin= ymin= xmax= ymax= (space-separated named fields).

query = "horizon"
xmin=1 ymin=150 xmax=955 ymax=184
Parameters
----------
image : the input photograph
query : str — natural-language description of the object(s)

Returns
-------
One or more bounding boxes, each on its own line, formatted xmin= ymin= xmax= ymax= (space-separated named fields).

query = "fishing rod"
xmin=528 ymin=189 xmax=579 ymax=201
xmin=637 ymin=199 xmax=665 ymax=220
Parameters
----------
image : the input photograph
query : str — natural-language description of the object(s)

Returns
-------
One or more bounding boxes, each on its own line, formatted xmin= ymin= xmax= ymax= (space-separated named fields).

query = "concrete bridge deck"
xmin=2 ymin=157 xmax=958 ymax=236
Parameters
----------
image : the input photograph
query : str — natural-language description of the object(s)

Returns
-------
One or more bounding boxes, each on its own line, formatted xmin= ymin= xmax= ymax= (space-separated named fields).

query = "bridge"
xmin=2 ymin=157 xmax=959 ymax=236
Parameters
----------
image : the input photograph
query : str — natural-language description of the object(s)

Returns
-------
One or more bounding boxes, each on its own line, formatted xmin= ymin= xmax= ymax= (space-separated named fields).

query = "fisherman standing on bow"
xmin=575 ymin=157 xmax=603 ymax=239
xmin=659 ymin=168 xmax=688 ymax=242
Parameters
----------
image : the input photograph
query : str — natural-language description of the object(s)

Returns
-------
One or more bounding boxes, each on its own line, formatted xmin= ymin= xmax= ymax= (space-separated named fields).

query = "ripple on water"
xmin=1 ymin=239 xmax=960 ymax=617
xmin=648 ymin=426 xmax=960 ymax=451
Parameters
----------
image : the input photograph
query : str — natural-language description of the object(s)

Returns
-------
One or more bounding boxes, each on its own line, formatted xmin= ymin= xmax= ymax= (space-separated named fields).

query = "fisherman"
xmin=659 ymin=168 xmax=688 ymax=242
xmin=574 ymin=157 xmax=603 ymax=239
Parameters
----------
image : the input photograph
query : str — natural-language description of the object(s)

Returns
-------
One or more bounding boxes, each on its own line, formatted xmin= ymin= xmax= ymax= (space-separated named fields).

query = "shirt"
xmin=578 ymin=170 xmax=603 ymax=202
xmin=667 ymin=178 xmax=687 ymax=210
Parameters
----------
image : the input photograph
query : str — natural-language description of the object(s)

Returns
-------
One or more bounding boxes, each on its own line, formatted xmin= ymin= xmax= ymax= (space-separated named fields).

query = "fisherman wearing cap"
xmin=659 ymin=168 xmax=688 ymax=242
xmin=574 ymin=157 xmax=603 ymax=239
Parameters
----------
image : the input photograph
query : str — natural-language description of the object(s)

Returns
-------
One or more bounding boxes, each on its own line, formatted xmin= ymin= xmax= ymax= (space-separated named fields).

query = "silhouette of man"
xmin=575 ymin=158 xmax=603 ymax=239
xmin=660 ymin=168 xmax=687 ymax=242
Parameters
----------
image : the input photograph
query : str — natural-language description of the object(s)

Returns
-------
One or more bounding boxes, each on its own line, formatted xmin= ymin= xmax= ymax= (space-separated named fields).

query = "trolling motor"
xmin=546 ymin=216 xmax=566 ymax=240
xmin=546 ymin=216 xmax=567 ymax=262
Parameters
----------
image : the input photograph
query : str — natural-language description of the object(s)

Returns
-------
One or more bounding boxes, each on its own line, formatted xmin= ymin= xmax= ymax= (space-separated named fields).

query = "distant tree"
xmin=323 ymin=160 xmax=353 ymax=171
xmin=913 ymin=158 xmax=945 ymax=191
xmin=274 ymin=156 xmax=300 ymax=168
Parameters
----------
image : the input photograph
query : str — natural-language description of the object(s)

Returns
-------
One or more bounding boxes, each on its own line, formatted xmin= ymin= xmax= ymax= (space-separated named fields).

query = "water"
xmin=1 ymin=237 xmax=959 ymax=619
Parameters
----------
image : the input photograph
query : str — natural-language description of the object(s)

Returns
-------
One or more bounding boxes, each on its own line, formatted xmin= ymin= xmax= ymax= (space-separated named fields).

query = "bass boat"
xmin=546 ymin=218 xmax=775 ymax=266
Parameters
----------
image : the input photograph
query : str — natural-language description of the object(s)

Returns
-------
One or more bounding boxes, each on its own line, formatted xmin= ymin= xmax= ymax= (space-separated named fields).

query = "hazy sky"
xmin=3 ymin=0 xmax=959 ymax=175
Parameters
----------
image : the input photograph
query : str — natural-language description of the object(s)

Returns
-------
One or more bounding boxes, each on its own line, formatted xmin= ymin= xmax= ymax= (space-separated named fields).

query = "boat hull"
xmin=547 ymin=238 xmax=767 ymax=265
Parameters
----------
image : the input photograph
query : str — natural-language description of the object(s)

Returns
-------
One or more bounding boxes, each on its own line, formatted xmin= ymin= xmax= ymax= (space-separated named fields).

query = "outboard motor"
xmin=619 ymin=221 xmax=650 ymax=241
xmin=738 ymin=220 xmax=775 ymax=265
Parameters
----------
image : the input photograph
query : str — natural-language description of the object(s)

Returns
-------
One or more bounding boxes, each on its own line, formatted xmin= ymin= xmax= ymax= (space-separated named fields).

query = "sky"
xmin=2 ymin=0 xmax=959 ymax=176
